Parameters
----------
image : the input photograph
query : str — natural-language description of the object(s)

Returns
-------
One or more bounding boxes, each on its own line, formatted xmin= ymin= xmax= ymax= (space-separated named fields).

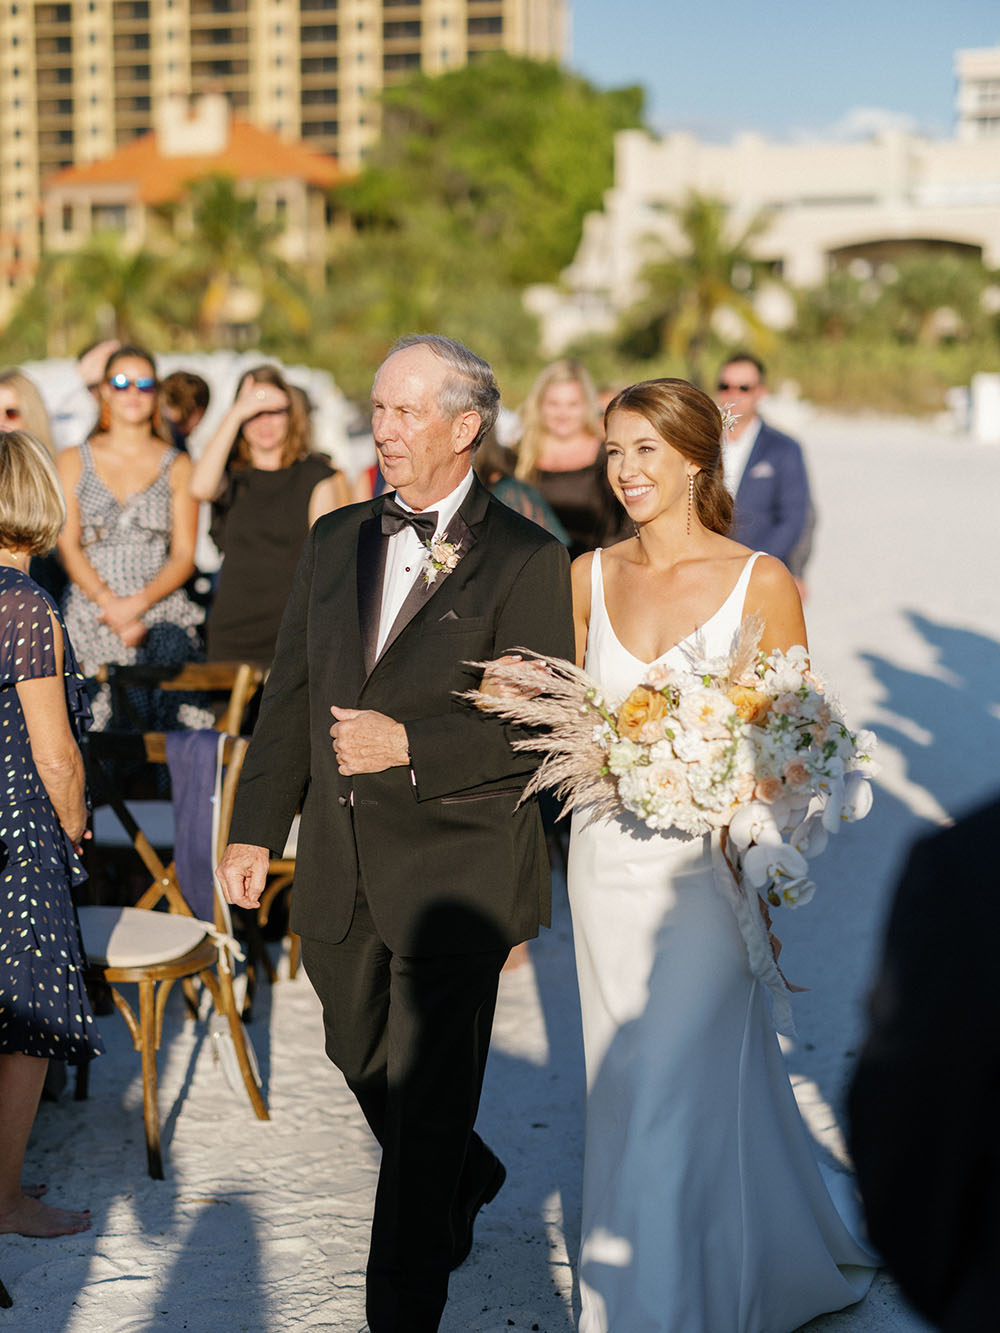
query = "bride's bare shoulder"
xmin=747 ymin=551 xmax=797 ymax=595
xmin=570 ymin=549 xmax=594 ymax=584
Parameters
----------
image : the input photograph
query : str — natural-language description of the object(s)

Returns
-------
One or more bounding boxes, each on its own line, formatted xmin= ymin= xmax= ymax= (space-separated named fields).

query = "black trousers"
xmin=300 ymin=884 xmax=508 ymax=1333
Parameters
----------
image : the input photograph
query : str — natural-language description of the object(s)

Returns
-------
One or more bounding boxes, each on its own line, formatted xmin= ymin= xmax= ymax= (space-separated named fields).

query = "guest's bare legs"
xmin=0 ymin=1052 xmax=91 ymax=1236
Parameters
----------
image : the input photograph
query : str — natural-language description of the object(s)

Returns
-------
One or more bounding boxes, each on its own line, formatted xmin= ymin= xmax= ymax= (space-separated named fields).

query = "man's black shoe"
xmin=450 ymin=1151 xmax=506 ymax=1270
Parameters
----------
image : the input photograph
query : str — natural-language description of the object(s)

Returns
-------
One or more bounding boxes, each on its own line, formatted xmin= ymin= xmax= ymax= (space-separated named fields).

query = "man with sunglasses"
xmin=714 ymin=352 xmax=813 ymax=588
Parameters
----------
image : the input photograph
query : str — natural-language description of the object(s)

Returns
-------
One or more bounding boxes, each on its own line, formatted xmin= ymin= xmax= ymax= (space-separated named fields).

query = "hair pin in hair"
xmin=719 ymin=403 xmax=741 ymax=433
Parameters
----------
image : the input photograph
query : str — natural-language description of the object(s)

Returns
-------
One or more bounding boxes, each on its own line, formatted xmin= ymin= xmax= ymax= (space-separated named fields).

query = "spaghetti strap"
xmin=734 ymin=550 xmax=763 ymax=619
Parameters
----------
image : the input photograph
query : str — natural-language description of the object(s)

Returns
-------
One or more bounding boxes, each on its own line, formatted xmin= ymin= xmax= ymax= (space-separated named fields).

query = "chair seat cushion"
xmin=78 ymin=906 xmax=208 ymax=968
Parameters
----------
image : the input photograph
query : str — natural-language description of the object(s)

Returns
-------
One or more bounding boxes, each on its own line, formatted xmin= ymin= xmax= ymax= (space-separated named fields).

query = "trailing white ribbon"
xmin=711 ymin=830 xmax=796 ymax=1037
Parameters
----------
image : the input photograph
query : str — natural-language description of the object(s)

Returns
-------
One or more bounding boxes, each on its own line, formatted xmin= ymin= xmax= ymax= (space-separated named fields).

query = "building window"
xmin=62 ymin=204 xmax=74 ymax=232
xmin=384 ymin=51 xmax=420 ymax=72
xmin=91 ymin=203 xmax=127 ymax=230
xmin=302 ymin=87 xmax=337 ymax=104
xmin=468 ymin=16 xmax=503 ymax=35
xmin=300 ymin=23 xmax=337 ymax=42
xmin=384 ymin=20 xmax=420 ymax=39
xmin=301 ymin=55 xmax=338 ymax=74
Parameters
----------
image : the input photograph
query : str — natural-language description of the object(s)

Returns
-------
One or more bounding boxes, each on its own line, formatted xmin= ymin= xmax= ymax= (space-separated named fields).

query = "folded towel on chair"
xmin=165 ymin=728 xmax=221 ymax=921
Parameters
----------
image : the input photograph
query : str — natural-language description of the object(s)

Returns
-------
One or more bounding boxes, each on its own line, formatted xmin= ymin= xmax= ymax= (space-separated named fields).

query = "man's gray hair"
xmin=388 ymin=334 xmax=500 ymax=446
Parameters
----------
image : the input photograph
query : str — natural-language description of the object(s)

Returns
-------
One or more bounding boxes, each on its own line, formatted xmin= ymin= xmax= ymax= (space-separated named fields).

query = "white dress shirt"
xmin=721 ymin=415 xmax=761 ymax=496
xmin=375 ymin=469 xmax=475 ymax=658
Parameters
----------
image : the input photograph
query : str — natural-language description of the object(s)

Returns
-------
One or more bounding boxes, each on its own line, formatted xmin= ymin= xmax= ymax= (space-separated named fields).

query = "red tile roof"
xmin=48 ymin=119 xmax=341 ymax=202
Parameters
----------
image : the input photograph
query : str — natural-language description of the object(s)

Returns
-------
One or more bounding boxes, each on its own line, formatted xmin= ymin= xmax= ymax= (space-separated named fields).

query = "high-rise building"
xmin=0 ymin=0 xmax=569 ymax=318
xmin=955 ymin=43 xmax=1000 ymax=140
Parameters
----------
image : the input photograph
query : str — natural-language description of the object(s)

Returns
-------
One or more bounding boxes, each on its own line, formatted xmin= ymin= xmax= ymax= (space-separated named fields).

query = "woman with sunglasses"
xmin=190 ymin=364 xmax=349 ymax=669
xmin=0 ymin=368 xmax=67 ymax=601
xmin=0 ymin=368 xmax=56 ymax=457
xmin=55 ymin=345 xmax=207 ymax=729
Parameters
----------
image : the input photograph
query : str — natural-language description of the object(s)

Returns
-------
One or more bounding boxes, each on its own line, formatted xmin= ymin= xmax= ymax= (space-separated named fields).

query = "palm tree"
xmin=5 ymin=236 xmax=176 ymax=356
xmin=626 ymin=193 xmax=774 ymax=385
xmin=167 ymin=174 xmax=311 ymax=348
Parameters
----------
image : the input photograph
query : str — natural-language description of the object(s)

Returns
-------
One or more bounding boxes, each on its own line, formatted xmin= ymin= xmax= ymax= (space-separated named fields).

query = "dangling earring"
xmin=686 ymin=473 xmax=695 ymax=536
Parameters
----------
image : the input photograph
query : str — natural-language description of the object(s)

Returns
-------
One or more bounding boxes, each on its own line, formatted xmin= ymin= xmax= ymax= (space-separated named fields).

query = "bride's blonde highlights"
xmin=604 ymin=379 xmax=733 ymax=535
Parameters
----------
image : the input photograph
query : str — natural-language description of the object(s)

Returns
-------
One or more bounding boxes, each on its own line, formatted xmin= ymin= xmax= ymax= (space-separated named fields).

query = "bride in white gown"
xmin=564 ymin=379 xmax=876 ymax=1332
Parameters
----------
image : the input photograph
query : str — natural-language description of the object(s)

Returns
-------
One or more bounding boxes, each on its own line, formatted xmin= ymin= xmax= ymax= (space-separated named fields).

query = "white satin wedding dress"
xmin=567 ymin=550 xmax=876 ymax=1333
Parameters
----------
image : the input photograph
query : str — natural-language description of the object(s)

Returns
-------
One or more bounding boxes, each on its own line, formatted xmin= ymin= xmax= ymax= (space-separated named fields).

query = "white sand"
xmin=7 ymin=408 xmax=995 ymax=1332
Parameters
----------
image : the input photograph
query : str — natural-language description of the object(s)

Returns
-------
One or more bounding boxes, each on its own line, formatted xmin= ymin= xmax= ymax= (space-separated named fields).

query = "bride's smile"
xmin=605 ymin=408 xmax=699 ymax=523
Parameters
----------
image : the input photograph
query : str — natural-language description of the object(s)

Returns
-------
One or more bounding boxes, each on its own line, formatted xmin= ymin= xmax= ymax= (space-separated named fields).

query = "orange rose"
xmin=726 ymin=685 xmax=772 ymax=725
xmin=616 ymin=685 xmax=669 ymax=740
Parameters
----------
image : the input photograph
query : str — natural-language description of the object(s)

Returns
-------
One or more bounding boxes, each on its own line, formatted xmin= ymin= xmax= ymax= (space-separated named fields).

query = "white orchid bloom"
xmin=742 ymin=840 xmax=809 ymax=890
xmin=840 ymin=770 xmax=874 ymax=823
xmin=728 ymin=801 xmax=783 ymax=852
xmin=789 ymin=813 xmax=829 ymax=860
xmin=821 ymin=770 xmax=873 ymax=832
xmin=777 ymin=876 xmax=817 ymax=909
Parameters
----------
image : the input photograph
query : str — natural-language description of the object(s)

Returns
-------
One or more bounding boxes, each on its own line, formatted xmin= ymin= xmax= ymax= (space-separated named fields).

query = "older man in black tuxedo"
xmin=848 ymin=795 xmax=1000 ymax=1333
xmin=218 ymin=335 xmax=574 ymax=1332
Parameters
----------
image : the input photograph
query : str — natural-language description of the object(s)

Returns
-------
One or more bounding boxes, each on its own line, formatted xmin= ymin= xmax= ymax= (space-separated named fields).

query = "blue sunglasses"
xmin=109 ymin=372 xmax=156 ymax=393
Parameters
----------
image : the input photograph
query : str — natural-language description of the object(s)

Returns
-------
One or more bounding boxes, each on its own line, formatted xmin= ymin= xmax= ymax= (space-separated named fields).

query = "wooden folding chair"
xmin=76 ymin=732 xmax=268 ymax=1179
xmin=93 ymin=660 xmax=264 ymax=737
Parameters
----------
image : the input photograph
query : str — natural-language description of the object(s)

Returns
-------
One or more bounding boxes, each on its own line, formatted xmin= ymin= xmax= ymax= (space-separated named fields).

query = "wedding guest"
xmin=217 ymin=335 xmax=574 ymax=1332
xmin=0 ymin=430 xmax=103 ymax=1238
xmin=849 ymin=796 xmax=1000 ymax=1332
xmin=714 ymin=352 xmax=813 ymax=583
xmin=56 ymin=344 xmax=208 ymax=730
xmin=159 ymin=371 xmax=210 ymax=453
xmin=514 ymin=359 xmax=624 ymax=558
xmin=474 ymin=429 xmax=569 ymax=544
xmin=0 ymin=369 xmax=66 ymax=599
xmin=190 ymin=364 xmax=350 ymax=669
xmin=0 ymin=369 xmax=56 ymax=457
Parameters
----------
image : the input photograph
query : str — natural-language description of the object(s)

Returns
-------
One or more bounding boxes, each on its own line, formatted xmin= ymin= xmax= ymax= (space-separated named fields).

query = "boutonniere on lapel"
xmin=421 ymin=536 xmax=464 ymax=586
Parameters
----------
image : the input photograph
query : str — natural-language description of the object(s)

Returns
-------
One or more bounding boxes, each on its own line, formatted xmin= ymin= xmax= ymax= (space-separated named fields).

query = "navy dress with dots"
xmin=0 ymin=566 xmax=104 ymax=1064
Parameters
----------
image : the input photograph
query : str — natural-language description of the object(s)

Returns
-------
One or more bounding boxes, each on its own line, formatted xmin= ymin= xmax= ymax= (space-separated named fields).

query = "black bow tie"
xmin=381 ymin=497 xmax=439 ymax=541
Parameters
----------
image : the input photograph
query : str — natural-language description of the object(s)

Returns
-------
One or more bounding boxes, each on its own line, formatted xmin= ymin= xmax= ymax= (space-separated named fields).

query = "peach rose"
xmin=727 ymin=685 xmax=773 ymax=725
xmin=754 ymin=776 xmax=785 ymax=803
xmin=783 ymin=760 xmax=811 ymax=789
xmin=616 ymin=685 xmax=669 ymax=740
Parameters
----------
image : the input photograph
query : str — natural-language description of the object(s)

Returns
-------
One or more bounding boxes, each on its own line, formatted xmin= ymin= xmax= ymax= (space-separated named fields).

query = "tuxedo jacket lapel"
xmin=357 ymin=514 xmax=388 ymax=677
xmin=364 ymin=477 xmax=491 ymax=672
xmin=379 ymin=509 xmax=477 ymax=660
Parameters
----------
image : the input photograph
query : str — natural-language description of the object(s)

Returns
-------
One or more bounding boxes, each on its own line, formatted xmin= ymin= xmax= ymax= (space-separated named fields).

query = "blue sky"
xmin=569 ymin=0 xmax=999 ymax=140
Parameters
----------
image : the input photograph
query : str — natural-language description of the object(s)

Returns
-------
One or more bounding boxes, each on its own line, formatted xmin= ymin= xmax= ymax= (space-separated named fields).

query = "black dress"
xmin=0 ymin=567 xmax=104 ymax=1064
xmin=206 ymin=453 xmax=335 ymax=668
xmin=535 ymin=451 xmax=626 ymax=559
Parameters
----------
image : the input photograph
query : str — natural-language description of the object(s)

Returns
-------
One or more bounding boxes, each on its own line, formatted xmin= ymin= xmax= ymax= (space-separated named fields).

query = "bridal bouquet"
xmin=466 ymin=620 xmax=876 ymax=913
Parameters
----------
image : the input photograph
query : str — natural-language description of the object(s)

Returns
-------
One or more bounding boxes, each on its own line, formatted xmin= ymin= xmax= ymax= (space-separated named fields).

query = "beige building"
xmin=0 ymin=0 xmax=568 ymax=322
xmin=955 ymin=43 xmax=1000 ymax=140
xmin=43 ymin=94 xmax=340 ymax=281
xmin=528 ymin=44 xmax=1000 ymax=355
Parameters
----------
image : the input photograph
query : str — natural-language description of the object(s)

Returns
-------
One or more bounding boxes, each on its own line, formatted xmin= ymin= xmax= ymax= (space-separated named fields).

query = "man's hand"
xmin=216 ymin=842 xmax=270 ymax=909
xmin=330 ymin=705 xmax=409 ymax=775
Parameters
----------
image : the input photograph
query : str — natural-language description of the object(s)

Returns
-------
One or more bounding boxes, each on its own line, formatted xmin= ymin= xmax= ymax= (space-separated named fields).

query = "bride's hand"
xmin=478 ymin=655 xmax=550 ymax=703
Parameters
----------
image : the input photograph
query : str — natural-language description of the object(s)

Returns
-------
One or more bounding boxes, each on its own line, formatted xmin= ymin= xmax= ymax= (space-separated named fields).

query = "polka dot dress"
xmin=61 ymin=440 xmax=211 ymax=731
xmin=0 ymin=566 xmax=104 ymax=1064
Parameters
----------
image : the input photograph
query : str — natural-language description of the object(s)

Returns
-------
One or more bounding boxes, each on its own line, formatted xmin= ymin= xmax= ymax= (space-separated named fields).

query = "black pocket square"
xmin=439 ymin=609 xmax=460 ymax=621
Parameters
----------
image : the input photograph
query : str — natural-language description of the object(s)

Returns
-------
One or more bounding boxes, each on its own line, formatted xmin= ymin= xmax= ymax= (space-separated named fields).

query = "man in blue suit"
xmin=715 ymin=352 xmax=813 ymax=581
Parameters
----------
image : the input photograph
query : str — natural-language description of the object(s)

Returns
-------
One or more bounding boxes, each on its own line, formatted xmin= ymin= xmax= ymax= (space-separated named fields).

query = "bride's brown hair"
xmin=604 ymin=378 xmax=733 ymax=535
